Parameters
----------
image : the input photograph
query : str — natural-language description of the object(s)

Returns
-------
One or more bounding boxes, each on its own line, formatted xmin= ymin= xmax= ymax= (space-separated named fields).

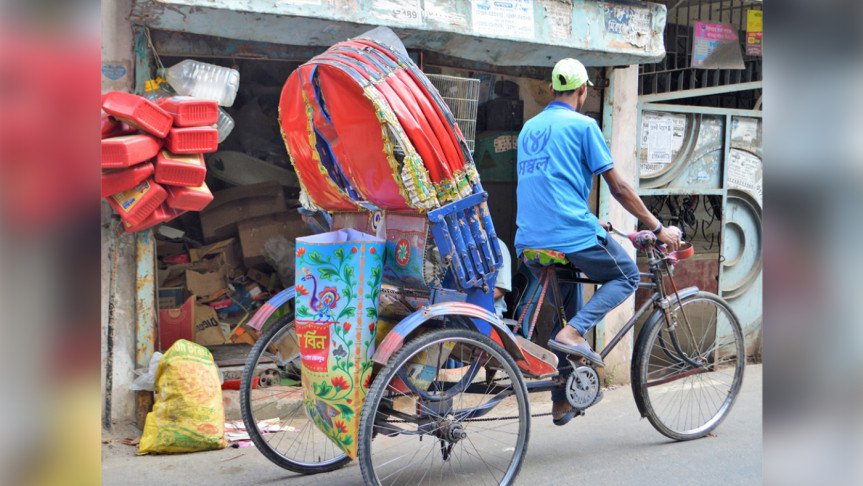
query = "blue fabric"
xmin=550 ymin=235 xmax=639 ymax=403
xmin=515 ymin=101 xmax=613 ymax=255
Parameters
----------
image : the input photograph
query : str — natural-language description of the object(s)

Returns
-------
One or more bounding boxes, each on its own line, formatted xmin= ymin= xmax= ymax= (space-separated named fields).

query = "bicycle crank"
xmin=565 ymin=365 xmax=603 ymax=410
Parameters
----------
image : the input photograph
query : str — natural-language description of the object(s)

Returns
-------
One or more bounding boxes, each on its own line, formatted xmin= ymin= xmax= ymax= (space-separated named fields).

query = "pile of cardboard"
xmin=156 ymin=181 xmax=311 ymax=351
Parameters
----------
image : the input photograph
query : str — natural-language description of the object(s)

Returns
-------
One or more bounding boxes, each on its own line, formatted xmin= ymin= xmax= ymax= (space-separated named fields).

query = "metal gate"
xmin=637 ymin=83 xmax=762 ymax=356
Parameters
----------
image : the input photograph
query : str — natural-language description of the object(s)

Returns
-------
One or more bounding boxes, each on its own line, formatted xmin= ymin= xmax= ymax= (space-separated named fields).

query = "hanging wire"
xmin=144 ymin=27 xmax=165 ymax=72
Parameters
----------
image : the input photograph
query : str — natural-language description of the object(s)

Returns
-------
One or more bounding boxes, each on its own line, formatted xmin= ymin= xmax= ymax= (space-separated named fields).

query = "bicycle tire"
xmin=358 ymin=328 xmax=530 ymax=486
xmin=240 ymin=314 xmax=351 ymax=474
xmin=631 ymin=291 xmax=745 ymax=441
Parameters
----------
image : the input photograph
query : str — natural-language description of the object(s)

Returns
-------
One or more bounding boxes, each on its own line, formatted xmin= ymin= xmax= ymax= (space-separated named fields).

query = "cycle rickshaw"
xmin=239 ymin=27 xmax=745 ymax=486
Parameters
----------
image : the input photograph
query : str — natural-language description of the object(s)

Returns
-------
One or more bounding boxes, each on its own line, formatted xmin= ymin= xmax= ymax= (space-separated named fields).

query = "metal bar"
xmin=600 ymin=296 xmax=657 ymax=360
xmin=639 ymin=81 xmax=762 ymax=103
xmin=640 ymin=102 xmax=762 ymax=118
xmin=638 ymin=188 xmax=726 ymax=196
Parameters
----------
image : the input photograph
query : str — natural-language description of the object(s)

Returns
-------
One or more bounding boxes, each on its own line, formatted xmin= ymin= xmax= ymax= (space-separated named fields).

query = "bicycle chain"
xmin=384 ymin=411 xmax=554 ymax=424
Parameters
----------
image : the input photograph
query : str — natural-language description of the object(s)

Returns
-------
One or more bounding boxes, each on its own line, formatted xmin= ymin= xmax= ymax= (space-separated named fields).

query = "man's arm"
xmin=601 ymin=168 xmax=680 ymax=250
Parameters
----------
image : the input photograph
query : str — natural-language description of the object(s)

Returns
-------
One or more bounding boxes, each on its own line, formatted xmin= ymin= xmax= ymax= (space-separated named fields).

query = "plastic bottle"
xmin=161 ymin=60 xmax=240 ymax=107
xmin=154 ymin=150 xmax=207 ymax=187
xmin=166 ymin=182 xmax=214 ymax=212
xmin=102 ymin=162 xmax=155 ymax=197
xmin=108 ymin=179 xmax=168 ymax=227
xmin=101 ymin=91 xmax=173 ymax=138
xmin=165 ymin=126 xmax=219 ymax=154
xmin=101 ymin=134 xmax=162 ymax=169
xmin=216 ymin=108 xmax=235 ymax=142
xmin=142 ymin=77 xmax=176 ymax=101
xmin=157 ymin=96 xmax=219 ymax=127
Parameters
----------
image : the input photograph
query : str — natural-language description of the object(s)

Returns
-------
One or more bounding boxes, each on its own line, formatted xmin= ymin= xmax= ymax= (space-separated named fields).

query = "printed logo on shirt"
xmin=522 ymin=126 xmax=551 ymax=156
xmin=518 ymin=157 xmax=550 ymax=175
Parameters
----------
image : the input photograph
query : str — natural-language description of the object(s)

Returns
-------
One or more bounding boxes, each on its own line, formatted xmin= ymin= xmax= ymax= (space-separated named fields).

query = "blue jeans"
xmin=551 ymin=235 xmax=640 ymax=403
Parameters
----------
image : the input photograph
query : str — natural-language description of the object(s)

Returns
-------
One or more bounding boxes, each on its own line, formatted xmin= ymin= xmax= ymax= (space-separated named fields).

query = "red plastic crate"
xmin=166 ymin=182 xmax=214 ymax=212
xmin=107 ymin=179 xmax=167 ymax=227
xmin=102 ymin=91 xmax=173 ymax=138
xmin=101 ymin=162 xmax=154 ymax=198
xmin=154 ymin=150 xmax=207 ymax=186
xmin=101 ymin=134 xmax=161 ymax=169
xmin=157 ymin=96 xmax=219 ymax=127
xmin=123 ymin=203 xmax=185 ymax=233
xmin=165 ymin=126 xmax=219 ymax=154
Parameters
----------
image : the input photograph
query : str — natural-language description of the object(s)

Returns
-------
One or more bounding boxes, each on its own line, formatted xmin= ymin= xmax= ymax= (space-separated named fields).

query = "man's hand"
xmin=657 ymin=226 xmax=681 ymax=251
xmin=598 ymin=220 xmax=612 ymax=232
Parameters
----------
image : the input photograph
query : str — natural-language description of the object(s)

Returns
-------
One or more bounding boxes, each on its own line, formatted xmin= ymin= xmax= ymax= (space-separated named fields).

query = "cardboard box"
xmin=185 ymin=267 xmax=227 ymax=298
xmin=199 ymin=182 xmax=287 ymax=242
xmin=237 ymin=211 xmax=310 ymax=269
xmin=189 ymin=238 xmax=242 ymax=273
xmin=247 ymin=268 xmax=276 ymax=290
xmin=158 ymin=287 xmax=187 ymax=309
xmin=158 ymin=296 xmax=228 ymax=350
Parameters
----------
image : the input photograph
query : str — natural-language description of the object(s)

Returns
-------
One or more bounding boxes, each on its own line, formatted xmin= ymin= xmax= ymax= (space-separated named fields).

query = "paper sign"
xmin=369 ymin=0 xmax=422 ymax=26
xmin=472 ymin=0 xmax=535 ymax=40
xmin=727 ymin=149 xmax=763 ymax=205
xmin=640 ymin=112 xmax=686 ymax=176
xmin=746 ymin=10 xmax=763 ymax=56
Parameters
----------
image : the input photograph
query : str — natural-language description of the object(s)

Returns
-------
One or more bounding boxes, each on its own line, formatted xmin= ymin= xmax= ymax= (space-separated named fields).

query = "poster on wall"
xmin=746 ymin=9 xmax=763 ymax=57
xmin=471 ymin=0 xmax=535 ymax=40
xmin=691 ymin=21 xmax=745 ymax=69
xmin=727 ymin=149 xmax=763 ymax=206
xmin=640 ymin=112 xmax=686 ymax=176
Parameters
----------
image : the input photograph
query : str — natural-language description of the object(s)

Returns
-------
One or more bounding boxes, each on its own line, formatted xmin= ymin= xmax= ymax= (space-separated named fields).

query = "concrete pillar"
xmin=598 ymin=65 xmax=639 ymax=385
xmin=101 ymin=0 xmax=139 ymax=429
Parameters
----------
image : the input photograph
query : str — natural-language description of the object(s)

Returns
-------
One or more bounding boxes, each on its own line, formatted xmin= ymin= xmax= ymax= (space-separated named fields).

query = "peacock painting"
xmin=301 ymin=268 xmax=341 ymax=322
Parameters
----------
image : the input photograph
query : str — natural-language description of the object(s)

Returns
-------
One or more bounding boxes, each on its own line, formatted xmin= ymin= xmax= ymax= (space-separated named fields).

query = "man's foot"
xmin=548 ymin=326 xmax=604 ymax=366
xmin=552 ymin=401 xmax=577 ymax=426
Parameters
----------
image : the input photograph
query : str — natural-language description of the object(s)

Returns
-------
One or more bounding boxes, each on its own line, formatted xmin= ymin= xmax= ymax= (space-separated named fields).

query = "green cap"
xmin=552 ymin=58 xmax=593 ymax=91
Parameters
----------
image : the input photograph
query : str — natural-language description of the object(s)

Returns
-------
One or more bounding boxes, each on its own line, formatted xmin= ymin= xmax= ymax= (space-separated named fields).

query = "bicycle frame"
xmin=511 ymin=245 xmax=700 ymax=395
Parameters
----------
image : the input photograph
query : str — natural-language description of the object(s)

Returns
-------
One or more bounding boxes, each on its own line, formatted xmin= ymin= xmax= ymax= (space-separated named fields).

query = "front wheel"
xmin=632 ymin=292 xmax=745 ymax=441
xmin=358 ymin=328 xmax=530 ymax=486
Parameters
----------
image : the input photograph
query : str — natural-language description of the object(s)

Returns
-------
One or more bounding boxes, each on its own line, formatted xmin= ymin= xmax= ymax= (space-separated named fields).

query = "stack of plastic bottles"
xmin=102 ymin=60 xmax=240 ymax=233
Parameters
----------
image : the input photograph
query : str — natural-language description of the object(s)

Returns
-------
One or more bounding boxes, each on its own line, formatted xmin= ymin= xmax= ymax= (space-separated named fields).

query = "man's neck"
xmin=550 ymin=98 xmax=580 ymax=111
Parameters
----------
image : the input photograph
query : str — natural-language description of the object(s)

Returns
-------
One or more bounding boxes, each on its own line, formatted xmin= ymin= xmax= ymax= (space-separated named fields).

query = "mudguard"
xmin=246 ymin=286 xmax=296 ymax=332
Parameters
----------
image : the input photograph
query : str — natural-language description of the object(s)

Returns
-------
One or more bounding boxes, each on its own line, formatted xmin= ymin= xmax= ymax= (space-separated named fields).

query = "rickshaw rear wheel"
xmin=240 ymin=314 xmax=351 ymax=474
xmin=358 ymin=328 xmax=530 ymax=486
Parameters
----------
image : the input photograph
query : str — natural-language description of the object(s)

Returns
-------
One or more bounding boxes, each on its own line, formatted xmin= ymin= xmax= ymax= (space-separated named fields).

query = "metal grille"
xmin=426 ymin=74 xmax=480 ymax=152
xmin=639 ymin=0 xmax=763 ymax=102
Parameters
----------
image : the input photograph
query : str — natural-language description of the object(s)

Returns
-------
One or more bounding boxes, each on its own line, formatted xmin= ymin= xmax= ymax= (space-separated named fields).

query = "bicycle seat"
xmin=521 ymin=248 xmax=569 ymax=267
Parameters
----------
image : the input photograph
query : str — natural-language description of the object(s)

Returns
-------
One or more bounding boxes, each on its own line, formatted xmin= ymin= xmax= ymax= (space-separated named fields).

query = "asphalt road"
xmin=102 ymin=364 xmax=762 ymax=485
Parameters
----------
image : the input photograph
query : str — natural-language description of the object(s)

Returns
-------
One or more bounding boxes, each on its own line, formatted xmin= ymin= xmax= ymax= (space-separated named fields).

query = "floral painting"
xmin=294 ymin=229 xmax=385 ymax=458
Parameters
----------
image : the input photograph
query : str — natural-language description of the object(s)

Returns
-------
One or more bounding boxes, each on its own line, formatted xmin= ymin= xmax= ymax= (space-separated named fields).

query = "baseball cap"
xmin=552 ymin=58 xmax=593 ymax=91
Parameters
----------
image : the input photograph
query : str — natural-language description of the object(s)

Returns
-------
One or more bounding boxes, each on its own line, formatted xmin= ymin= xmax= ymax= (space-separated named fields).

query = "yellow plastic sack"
xmin=138 ymin=340 xmax=227 ymax=454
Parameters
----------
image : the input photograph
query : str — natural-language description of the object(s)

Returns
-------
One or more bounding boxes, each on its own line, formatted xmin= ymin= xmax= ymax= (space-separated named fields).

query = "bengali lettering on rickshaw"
xmin=295 ymin=321 xmax=331 ymax=373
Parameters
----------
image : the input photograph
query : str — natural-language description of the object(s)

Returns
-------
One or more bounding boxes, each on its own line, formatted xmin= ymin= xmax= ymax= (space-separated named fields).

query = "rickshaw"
xmin=239 ymin=28 xmax=745 ymax=486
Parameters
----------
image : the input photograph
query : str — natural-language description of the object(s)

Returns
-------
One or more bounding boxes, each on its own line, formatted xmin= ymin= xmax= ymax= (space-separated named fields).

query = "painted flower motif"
xmin=343 ymin=322 xmax=351 ymax=332
xmin=351 ymin=246 xmax=358 ymax=254
xmin=331 ymin=376 xmax=349 ymax=391
xmin=334 ymin=420 xmax=348 ymax=434
xmin=368 ymin=323 xmax=375 ymax=332
xmin=296 ymin=285 xmax=309 ymax=296
xmin=347 ymin=398 xmax=352 ymax=404
xmin=370 ymin=247 xmax=376 ymax=254
xmin=363 ymin=374 xmax=372 ymax=389
xmin=297 ymin=247 xmax=306 ymax=257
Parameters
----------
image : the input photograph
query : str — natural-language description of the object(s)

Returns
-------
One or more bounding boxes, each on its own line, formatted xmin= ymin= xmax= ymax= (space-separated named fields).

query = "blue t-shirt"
xmin=515 ymin=101 xmax=613 ymax=254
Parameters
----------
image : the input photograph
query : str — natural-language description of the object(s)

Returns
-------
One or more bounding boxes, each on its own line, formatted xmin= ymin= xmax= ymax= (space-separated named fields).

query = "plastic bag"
xmin=138 ymin=340 xmax=227 ymax=454
xmin=129 ymin=352 xmax=162 ymax=391
xmin=263 ymin=234 xmax=296 ymax=288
